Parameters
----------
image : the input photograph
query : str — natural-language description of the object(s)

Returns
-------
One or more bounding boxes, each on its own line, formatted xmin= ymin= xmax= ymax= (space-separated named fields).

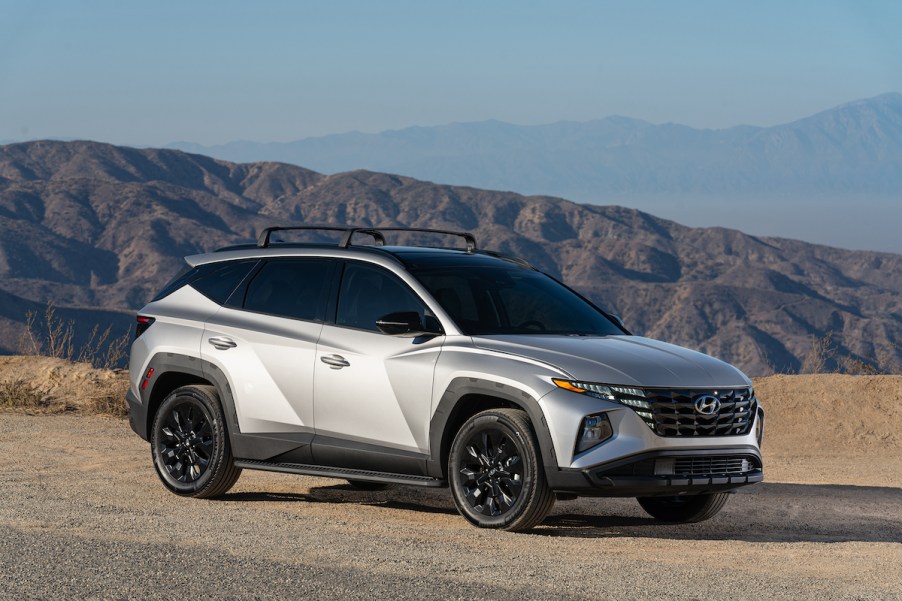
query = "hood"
xmin=471 ymin=335 xmax=752 ymax=389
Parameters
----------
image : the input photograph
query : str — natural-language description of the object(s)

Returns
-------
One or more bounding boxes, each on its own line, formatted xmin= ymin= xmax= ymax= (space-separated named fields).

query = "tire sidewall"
xmin=151 ymin=387 xmax=226 ymax=496
xmin=449 ymin=412 xmax=538 ymax=528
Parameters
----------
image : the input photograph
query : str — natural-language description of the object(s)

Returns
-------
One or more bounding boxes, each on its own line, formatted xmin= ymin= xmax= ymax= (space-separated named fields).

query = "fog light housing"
xmin=575 ymin=413 xmax=613 ymax=454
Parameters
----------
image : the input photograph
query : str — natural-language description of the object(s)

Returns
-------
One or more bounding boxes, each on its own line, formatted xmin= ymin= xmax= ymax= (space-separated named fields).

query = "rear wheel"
xmin=448 ymin=408 xmax=555 ymax=532
xmin=151 ymin=385 xmax=241 ymax=498
xmin=636 ymin=493 xmax=730 ymax=523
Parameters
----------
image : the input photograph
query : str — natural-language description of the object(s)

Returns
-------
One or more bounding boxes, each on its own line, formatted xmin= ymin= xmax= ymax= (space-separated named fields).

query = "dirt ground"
xmin=0 ymin=364 xmax=900 ymax=599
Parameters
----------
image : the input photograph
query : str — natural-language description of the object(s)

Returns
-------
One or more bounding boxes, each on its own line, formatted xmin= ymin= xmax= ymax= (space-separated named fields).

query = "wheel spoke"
xmin=459 ymin=467 xmax=479 ymax=483
xmin=481 ymin=431 xmax=494 ymax=460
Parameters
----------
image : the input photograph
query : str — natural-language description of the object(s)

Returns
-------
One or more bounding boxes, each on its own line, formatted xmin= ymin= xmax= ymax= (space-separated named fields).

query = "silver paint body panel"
xmin=129 ymin=245 xmax=763 ymax=474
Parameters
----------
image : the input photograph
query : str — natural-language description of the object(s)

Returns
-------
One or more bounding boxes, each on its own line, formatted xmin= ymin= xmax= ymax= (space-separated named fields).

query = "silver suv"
xmin=127 ymin=226 xmax=764 ymax=531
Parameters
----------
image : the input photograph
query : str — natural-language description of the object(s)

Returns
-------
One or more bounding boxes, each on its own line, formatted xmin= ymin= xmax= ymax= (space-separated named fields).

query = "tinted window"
xmin=243 ymin=259 xmax=333 ymax=321
xmin=336 ymin=263 xmax=426 ymax=331
xmin=151 ymin=262 xmax=201 ymax=302
xmin=413 ymin=265 xmax=622 ymax=336
xmin=189 ymin=261 xmax=258 ymax=305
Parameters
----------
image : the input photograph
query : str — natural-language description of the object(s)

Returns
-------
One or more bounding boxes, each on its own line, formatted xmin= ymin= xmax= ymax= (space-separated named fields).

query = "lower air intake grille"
xmin=672 ymin=456 xmax=757 ymax=476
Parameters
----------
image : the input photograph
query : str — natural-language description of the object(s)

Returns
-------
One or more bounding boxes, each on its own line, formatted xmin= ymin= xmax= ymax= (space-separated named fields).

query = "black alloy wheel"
xmin=151 ymin=385 xmax=241 ymax=498
xmin=459 ymin=429 xmax=525 ymax=516
xmin=158 ymin=400 xmax=214 ymax=483
xmin=449 ymin=408 xmax=555 ymax=531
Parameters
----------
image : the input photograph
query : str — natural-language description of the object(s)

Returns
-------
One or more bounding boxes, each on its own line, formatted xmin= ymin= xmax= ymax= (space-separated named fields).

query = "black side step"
xmin=233 ymin=459 xmax=446 ymax=488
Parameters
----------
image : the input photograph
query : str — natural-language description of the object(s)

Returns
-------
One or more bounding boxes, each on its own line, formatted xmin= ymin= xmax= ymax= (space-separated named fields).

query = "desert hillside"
xmin=1 ymin=140 xmax=899 ymax=375
xmin=2 ymin=356 xmax=898 ymax=487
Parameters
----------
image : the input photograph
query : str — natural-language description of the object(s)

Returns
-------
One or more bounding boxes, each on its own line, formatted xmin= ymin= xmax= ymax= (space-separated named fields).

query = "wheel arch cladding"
xmin=427 ymin=378 xmax=557 ymax=479
xmin=142 ymin=353 xmax=238 ymax=441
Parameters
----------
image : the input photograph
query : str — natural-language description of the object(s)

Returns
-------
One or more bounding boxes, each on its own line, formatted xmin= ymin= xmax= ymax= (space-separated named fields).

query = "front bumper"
xmin=546 ymin=446 xmax=763 ymax=496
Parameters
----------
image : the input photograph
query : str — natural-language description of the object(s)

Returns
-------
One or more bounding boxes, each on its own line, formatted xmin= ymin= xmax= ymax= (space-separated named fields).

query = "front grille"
xmin=611 ymin=386 xmax=756 ymax=437
xmin=671 ymin=456 xmax=757 ymax=475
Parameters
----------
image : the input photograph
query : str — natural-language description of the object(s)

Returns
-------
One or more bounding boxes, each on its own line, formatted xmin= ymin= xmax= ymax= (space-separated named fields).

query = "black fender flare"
xmin=426 ymin=377 xmax=558 ymax=479
xmin=139 ymin=352 xmax=240 ymax=440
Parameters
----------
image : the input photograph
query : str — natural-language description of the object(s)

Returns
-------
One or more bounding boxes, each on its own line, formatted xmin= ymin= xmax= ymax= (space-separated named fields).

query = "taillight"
xmin=135 ymin=315 xmax=155 ymax=339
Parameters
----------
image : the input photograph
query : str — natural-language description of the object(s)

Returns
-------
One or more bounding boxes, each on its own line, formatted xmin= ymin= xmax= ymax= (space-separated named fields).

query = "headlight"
xmin=575 ymin=413 xmax=613 ymax=454
xmin=554 ymin=379 xmax=656 ymax=430
xmin=552 ymin=379 xmax=615 ymax=400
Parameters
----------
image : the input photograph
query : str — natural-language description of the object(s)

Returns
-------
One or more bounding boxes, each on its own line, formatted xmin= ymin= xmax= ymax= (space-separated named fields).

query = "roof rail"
xmin=257 ymin=226 xmax=478 ymax=253
xmin=475 ymin=249 xmax=535 ymax=269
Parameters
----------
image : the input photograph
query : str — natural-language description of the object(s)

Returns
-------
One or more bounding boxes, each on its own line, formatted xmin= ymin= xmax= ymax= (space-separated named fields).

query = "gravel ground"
xmin=1 ymin=413 xmax=900 ymax=600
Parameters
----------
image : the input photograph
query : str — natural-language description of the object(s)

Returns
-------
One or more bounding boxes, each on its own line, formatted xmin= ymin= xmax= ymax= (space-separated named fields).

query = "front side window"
xmin=242 ymin=259 xmax=333 ymax=322
xmin=413 ymin=264 xmax=623 ymax=336
xmin=336 ymin=263 xmax=427 ymax=331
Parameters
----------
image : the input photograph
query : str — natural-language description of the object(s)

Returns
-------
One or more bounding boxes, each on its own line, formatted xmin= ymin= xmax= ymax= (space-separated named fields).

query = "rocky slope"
xmin=0 ymin=140 xmax=899 ymax=374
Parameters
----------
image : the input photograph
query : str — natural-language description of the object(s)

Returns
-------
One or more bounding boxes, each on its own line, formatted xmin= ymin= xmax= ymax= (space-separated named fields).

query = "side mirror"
xmin=609 ymin=314 xmax=626 ymax=330
xmin=376 ymin=311 xmax=431 ymax=337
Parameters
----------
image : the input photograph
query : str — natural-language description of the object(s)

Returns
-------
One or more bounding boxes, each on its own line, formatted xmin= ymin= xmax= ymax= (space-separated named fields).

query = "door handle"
xmin=208 ymin=337 xmax=237 ymax=350
xmin=320 ymin=354 xmax=350 ymax=369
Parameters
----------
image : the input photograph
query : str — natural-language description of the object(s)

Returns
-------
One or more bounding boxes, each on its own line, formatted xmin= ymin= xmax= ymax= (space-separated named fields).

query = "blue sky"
xmin=1 ymin=1 xmax=901 ymax=145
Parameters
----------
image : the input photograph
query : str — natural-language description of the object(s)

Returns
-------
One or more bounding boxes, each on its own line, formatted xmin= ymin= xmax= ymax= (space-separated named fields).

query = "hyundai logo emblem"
xmin=694 ymin=395 xmax=721 ymax=415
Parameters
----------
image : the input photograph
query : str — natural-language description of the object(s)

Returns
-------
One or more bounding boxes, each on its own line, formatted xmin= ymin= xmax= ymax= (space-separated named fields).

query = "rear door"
xmin=312 ymin=261 xmax=443 ymax=471
xmin=201 ymin=258 xmax=336 ymax=435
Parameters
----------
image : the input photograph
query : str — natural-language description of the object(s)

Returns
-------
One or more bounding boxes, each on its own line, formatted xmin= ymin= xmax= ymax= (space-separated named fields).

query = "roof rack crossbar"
xmin=257 ymin=226 xmax=384 ymax=248
xmin=340 ymin=227 xmax=477 ymax=252
xmin=257 ymin=225 xmax=478 ymax=253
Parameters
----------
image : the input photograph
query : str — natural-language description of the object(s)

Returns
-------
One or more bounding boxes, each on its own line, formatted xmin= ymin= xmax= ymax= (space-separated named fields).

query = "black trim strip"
xmin=233 ymin=460 xmax=446 ymax=487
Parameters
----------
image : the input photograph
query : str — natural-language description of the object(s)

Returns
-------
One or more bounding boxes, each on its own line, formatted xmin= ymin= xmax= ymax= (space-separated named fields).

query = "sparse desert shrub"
xmin=82 ymin=381 xmax=129 ymax=417
xmin=0 ymin=378 xmax=46 ymax=409
xmin=801 ymin=332 xmax=835 ymax=373
xmin=20 ymin=303 xmax=129 ymax=369
xmin=838 ymin=356 xmax=883 ymax=376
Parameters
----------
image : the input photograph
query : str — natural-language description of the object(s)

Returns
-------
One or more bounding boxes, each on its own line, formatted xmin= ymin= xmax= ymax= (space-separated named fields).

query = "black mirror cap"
xmin=376 ymin=311 xmax=431 ymax=337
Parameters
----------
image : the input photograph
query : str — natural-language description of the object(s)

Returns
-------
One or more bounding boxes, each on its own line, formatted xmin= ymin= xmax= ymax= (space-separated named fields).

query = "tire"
xmin=636 ymin=492 xmax=730 ymax=523
xmin=346 ymin=480 xmax=389 ymax=491
xmin=448 ymin=408 xmax=555 ymax=532
xmin=151 ymin=385 xmax=241 ymax=498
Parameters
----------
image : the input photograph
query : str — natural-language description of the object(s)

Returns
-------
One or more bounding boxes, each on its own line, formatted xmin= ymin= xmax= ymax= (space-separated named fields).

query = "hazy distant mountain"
xmin=170 ymin=93 xmax=902 ymax=253
xmin=172 ymin=93 xmax=902 ymax=197
xmin=1 ymin=140 xmax=900 ymax=375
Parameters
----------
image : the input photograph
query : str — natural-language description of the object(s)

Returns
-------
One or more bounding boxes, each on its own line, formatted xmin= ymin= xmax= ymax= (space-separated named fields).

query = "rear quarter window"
xmin=151 ymin=260 xmax=258 ymax=304
xmin=189 ymin=261 xmax=259 ymax=305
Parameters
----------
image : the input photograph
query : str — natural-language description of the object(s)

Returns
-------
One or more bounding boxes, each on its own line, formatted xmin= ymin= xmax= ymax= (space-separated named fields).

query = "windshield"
xmin=411 ymin=264 xmax=624 ymax=336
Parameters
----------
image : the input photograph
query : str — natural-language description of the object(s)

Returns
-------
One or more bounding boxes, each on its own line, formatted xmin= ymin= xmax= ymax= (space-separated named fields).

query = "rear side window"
xmin=242 ymin=259 xmax=333 ymax=322
xmin=190 ymin=261 xmax=258 ymax=305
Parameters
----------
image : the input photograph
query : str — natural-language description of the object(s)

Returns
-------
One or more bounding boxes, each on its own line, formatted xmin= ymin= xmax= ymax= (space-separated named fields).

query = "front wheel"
xmin=151 ymin=385 xmax=241 ymax=498
xmin=636 ymin=493 xmax=730 ymax=523
xmin=448 ymin=408 xmax=555 ymax=532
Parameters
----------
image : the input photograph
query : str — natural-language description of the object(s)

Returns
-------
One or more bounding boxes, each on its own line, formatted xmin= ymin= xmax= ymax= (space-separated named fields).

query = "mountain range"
xmin=170 ymin=93 xmax=902 ymax=253
xmin=0 ymin=140 xmax=899 ymax=375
